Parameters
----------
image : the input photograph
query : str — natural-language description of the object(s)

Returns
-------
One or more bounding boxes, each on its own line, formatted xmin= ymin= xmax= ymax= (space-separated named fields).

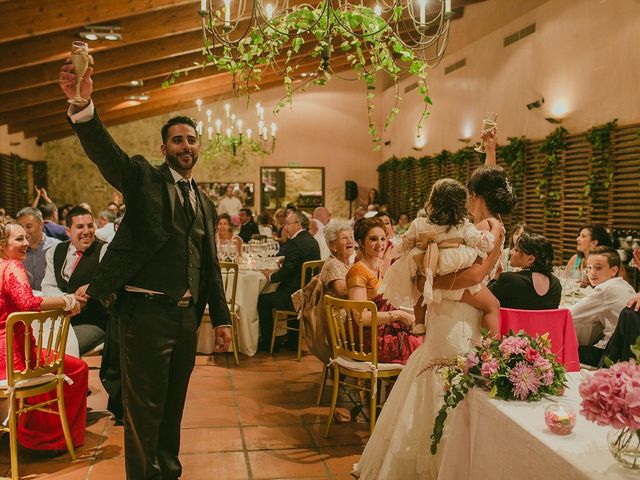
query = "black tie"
xmin=178 ymin=179 xmax=195 ymax=223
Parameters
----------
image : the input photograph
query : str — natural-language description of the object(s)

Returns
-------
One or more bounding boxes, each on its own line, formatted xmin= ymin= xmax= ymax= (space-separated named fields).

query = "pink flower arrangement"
xmin=230 ymin=215 xmax=241 ymax=227
xmin=579 ymin=361 xmax=640 ymax=431
xmin=426 ymin=330 xmax=567 ymax=454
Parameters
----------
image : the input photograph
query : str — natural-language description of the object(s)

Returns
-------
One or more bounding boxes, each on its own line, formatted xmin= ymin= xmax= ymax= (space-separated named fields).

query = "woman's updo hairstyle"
xmin=516 ymin=232 xmax=555 ymax=277
xmin=467 ymin=166 xmax=517 ymax=215
xmin=426 ymin=178 xmax=468 ymax=228
xmin=0 ymin=217 xmax=18 ymax=251
xmin=353 ymin=217 xmax=386 ymax=249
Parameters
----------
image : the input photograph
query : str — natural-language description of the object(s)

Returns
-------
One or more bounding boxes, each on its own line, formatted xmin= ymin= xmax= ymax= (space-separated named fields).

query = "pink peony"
xmin=579 ymin=361 xmax=640 ymax=430
xmin=508 ymin=361 xmax=541 ymax=400
xmin=465 ymin=352 xmax=479 ymax=373
xmin=499 ymin=336 xmax=530 ymax=357
xmin=481 ymin=358 xmax=500 ymax=377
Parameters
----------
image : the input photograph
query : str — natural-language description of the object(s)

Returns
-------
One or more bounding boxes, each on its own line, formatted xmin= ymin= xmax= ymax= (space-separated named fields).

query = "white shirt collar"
xmin=290 ymin=228 xmax=304 ymax=240
xmin=168 ymin=167 xmax=194 ymax=187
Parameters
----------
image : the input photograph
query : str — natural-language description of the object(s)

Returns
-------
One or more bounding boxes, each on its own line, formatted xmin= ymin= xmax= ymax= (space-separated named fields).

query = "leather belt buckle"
xmin=176 ymin=298 xmax=191 ymax=308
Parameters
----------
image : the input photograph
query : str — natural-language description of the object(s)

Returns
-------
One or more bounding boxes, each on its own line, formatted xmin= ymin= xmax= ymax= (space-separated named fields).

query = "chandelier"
xmin=198 ymin=0 xmax=454 ymax=71
xmin=195 ymin=98 xmax=277 ymax=162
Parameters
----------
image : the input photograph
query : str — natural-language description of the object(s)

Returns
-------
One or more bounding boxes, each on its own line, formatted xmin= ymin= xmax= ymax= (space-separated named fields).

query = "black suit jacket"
xmin=239 ymin=220 xmax=260 ymax=243
xmin=70 ymin=112 xmax=230 ymax=327
xmin=270 ymin=229 xmax=320 ymax=293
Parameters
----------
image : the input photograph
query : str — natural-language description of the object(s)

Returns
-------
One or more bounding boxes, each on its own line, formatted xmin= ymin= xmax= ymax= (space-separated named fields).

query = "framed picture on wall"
xmin=197 ymin=182 xmax=255 ymax=207
xmin=260 ymin=167 xmax=324 ymax=211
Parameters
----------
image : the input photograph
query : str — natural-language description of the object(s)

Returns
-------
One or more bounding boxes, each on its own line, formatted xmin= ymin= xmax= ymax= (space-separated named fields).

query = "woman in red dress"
xmin=0 ymin=218 xmax=87 ymax=452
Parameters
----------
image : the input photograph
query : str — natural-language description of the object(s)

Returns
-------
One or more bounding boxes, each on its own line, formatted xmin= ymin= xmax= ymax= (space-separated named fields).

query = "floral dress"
xmin=0 ymin=259 xmax=88 ymax=451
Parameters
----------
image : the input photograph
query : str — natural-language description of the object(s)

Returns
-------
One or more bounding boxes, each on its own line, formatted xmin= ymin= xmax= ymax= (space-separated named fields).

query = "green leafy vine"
xmin=450 ymin=147 xmax=476 ymax=182
xmin=581 ymin=119 xmax=617 ymax=218
xmin=168 ymin=5 xmax=432 ymax=149
xmin=537 ymin=127 xmax=568 ymax=218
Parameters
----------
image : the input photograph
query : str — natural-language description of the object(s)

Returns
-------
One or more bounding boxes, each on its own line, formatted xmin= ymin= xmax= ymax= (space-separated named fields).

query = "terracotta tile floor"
xmin=0 ymin=352 xmax=370 ymax=479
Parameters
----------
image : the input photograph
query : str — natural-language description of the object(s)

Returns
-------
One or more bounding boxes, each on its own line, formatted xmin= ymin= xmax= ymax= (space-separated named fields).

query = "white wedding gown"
xmin=353 ymin=300 xmax=482 ymax=480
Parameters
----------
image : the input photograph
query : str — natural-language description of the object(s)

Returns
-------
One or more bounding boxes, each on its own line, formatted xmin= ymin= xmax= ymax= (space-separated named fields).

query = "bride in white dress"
xmin=353 ymin=140 xmax=516 ymax=479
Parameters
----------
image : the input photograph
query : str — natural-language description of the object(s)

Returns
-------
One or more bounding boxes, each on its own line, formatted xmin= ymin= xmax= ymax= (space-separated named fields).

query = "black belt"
xmin=131 ymin=291 xmax=193 ymax=308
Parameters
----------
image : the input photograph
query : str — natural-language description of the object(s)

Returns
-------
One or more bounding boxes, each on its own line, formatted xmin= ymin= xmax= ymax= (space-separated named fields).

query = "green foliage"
xmin=580 ymin=119 xmax=617 ymax=218
xmin=434 ymin=150 xmax=451 ymax=176
xmin=169 ymin=5 xmax=432 ymax=148
xmin=450 ymin=147 xmax=476 ymax=181
xmin=537 ymin=127 xmax=568 ymax=218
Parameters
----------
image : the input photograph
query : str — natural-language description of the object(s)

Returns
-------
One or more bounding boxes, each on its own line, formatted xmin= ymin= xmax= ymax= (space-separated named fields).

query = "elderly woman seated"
xmin=318 ymin=220 xmax=355 ymax=298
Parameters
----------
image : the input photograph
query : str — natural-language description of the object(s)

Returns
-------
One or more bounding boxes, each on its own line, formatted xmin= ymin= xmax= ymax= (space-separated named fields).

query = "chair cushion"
xmin=330 ymin=355 xmax=403 ymax=373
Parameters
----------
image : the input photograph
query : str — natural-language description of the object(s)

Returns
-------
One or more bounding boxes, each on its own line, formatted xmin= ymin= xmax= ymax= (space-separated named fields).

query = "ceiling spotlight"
xmin=125 ymin=93 xmax=150 ymax=101
xmin=526 ymin=98 xmax=544 ymax=110
xmin=79 ymin=25 xmax=122 ymax=41
xmin=128 ymin=80 xmax=144 ymax=87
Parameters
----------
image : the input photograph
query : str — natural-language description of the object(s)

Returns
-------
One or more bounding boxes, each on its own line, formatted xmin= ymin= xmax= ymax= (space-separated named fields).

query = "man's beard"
xmin=166 ymin=152 xmax=198 ymax=172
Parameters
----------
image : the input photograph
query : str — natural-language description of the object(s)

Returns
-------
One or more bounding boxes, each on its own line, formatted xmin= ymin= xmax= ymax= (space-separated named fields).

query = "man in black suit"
xmin=60 ymin=62 xmax=231 ymax=480
xmin=258 ymin=210 xmax=320 ymax=350
xmin=238 ymin=207 xmax=260 ymax=242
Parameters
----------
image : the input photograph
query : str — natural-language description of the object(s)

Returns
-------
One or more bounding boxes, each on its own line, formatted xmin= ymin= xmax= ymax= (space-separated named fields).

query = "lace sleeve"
xmin=396 ymin=219 xmax=419 ymax=255
xmin=3 ymin=260 xmax=44 ymax=312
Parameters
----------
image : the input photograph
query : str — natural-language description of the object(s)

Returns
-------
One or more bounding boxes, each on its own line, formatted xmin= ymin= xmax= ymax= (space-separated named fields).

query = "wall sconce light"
xmin=128 ymin=80 xmax=144 ymax=87
xmin=125 ymin=93 xmax=150 ymax=101
xmin=526 ymin=98 xmax=544 ymax=110
xmin=457 ymin=137 xmax=471 ymax=143
xmin=79 ymin=25 xmax=123 ymax=41
xmin=545 ymin=100 xmax=568 ymax=123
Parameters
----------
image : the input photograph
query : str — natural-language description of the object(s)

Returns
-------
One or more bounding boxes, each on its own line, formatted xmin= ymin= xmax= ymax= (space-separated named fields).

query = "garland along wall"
xmin=377 ymin=121 xmax=640 ymax=264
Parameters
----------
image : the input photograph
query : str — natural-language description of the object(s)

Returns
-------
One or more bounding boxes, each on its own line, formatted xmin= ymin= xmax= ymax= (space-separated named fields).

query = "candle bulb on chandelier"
xmin=262 ymin=126 xmax=268 ymax=140
xmin=224 ymin=103 xmax=231 ymax=118
xmin=226 ymin=128 xmax=232 ymax=138
xmin=215 ymin=118 xmax=222 ymax=134
xmin=419 ymin=0 xmax=426 ymax=24
xmin=246 ymin=128 xmax=252 ymax=139
xmin=236 ymin=119 xmax=243 ymax=134
xmin=206 ymin=109 xmax=212 ymax=124
xmin=207 ymin=126 xmax=213 ymax=141
xmin=200 ymin=0 xmax=207 ymax=12
xmin=224 ymin=0 xmax=231 ymax=28
xmin=196 ymin=121 xmax=203 ymax=135
xmin=196 ymin=98 xmax=203 ymax=113
xmin=270 ymin=122 xmax=277 ymax=138
xmin=374 ymin=4 xmax=382 ymax=16
xmin=445 ymin=0 xmax=452 ymax=14
xmin=230 ymin=113 xmax=236 ymax=124
xmin=265 ymin=3 xmax=274 ymax=20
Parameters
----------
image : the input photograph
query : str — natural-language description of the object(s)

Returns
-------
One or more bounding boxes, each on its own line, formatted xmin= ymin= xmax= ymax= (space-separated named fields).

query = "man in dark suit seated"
xmin=42 ymin=205 xmax=109 ymax=355
xmin=258 ymin=210 xmax=320 ymax=350
xmin=238 ymin=207 xmax=260 ymax=243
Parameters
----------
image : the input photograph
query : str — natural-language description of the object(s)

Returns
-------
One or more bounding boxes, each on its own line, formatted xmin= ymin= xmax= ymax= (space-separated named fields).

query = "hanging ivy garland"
xmin=450 ymin=147 xmax=476 ymax=182
xmin=168 ymin=6 xmax=432 ymax=150
xmin=434 ymin=150 xmax=451 ymax=177
xmin=580 ymin=119 xmax=617 ymax=218
xmin=537 ymin=127 xmax=568 ymax=218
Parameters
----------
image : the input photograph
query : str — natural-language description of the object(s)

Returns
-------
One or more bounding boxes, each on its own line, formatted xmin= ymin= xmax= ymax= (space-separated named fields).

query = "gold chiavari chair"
xmin=220 ymin=261 xmax=241 ymax=366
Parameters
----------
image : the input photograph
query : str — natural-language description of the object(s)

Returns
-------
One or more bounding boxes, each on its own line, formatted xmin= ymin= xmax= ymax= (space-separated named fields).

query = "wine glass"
xmin=228 ymin=244 xmax=238 ymax=263
xmin=474 ymin=112 xmax=498 ymax=154
xmin=68 ymin=41 xmax=91 ymax=105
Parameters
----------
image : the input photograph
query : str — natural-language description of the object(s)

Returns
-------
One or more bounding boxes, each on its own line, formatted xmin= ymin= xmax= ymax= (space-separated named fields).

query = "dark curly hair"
xmin=354 ymin=217 xmax=386 ymax=248
xmin=467 ymin=166 xmax=517 ymax=215
xmin=426 ymin=178 xmax=468 ymax=229
xmin=516 ymin=232 xmax=555 ymax=277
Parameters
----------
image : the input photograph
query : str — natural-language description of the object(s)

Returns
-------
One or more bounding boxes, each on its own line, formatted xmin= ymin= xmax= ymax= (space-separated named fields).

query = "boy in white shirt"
xmin=569 ymin=246 xmax=635 ymax=366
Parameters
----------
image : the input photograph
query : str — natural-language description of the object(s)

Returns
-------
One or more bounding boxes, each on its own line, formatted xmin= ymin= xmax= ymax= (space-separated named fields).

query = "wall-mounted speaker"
xmin=345 ymin=180 xmax=358 ymax=201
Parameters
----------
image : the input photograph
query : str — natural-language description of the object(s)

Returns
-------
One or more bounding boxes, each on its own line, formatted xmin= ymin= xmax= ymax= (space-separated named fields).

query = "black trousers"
xmin=118 ymin=293 xmax=197 ymax=480
xmin=257 ymin=289 xmax=295 ymax=349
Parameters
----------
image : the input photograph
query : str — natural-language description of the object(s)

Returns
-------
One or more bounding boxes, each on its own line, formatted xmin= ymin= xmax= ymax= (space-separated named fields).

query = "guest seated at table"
xmin=16 ymin=207 xmax=60 ymax=291
xmin=569 ymin=246 xmax=635 ymax=367
xmin=0 ymin=218 xmax=87 ymax=454
xmin=258 ymin=211 xmax=275 ymax=237
xmin=347 ymin=217 xmax=421 ymax=365
xmin=257 ymin=210 xmax=320 ymax=351
xmin=310 ymin=207 xmax=332 ymax=260
xmin=319 ymin=220 xmax=354 ymax=298
xmin=374 ymin=211 xmax=396 ymax=274
xmin=42 ymin=206 xmax=109 ymax=355
xmin=502 ymin=223 xmax=531 ymax=273
xmin=490 ymin=232 xmax=561 ymax=310
xmin=565 ymin=224 xmax=611 ymax=285
xmin=215 ymin=213 xmax=242 ymax=257
xmin=238 ymin=208 xmax=260 ymax=243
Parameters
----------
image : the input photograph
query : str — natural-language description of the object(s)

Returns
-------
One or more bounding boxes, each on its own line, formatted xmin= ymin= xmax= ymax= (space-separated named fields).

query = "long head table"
xmin=438 ymin=372 xmax=637 ymax=479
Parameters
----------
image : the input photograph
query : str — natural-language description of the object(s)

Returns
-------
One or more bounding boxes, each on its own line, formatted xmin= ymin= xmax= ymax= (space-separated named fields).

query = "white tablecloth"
xmin=197 ymin=268 xmax=275 ymax=357
xmin=438 ymin=372 xmax=635 ymax=480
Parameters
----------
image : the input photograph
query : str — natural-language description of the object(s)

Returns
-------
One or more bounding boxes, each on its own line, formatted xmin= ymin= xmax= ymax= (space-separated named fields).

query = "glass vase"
xmin=607 ymin=427 xmax=640 ymax=470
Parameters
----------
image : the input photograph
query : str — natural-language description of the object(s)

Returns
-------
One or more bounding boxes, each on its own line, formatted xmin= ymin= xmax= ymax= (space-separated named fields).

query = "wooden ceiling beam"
xmin=0 ymin=4 xmax=202 ymax=73
xmin=0 ymin=52 xmax=204 ymax=114
xmin=0 ymin=30 xmax=202 ymax=95
xmin=0 ymin=0 xmax=198 ymax=44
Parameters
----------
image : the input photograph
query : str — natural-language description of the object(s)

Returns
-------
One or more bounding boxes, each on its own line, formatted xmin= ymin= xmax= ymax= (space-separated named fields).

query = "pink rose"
xmin=499 ymin=336 xmax=529 ymax=357
xmin=534 ymin=356 xmax=552 ymax=371
xmin=524 ymin=346 xmax=539 ymax=362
